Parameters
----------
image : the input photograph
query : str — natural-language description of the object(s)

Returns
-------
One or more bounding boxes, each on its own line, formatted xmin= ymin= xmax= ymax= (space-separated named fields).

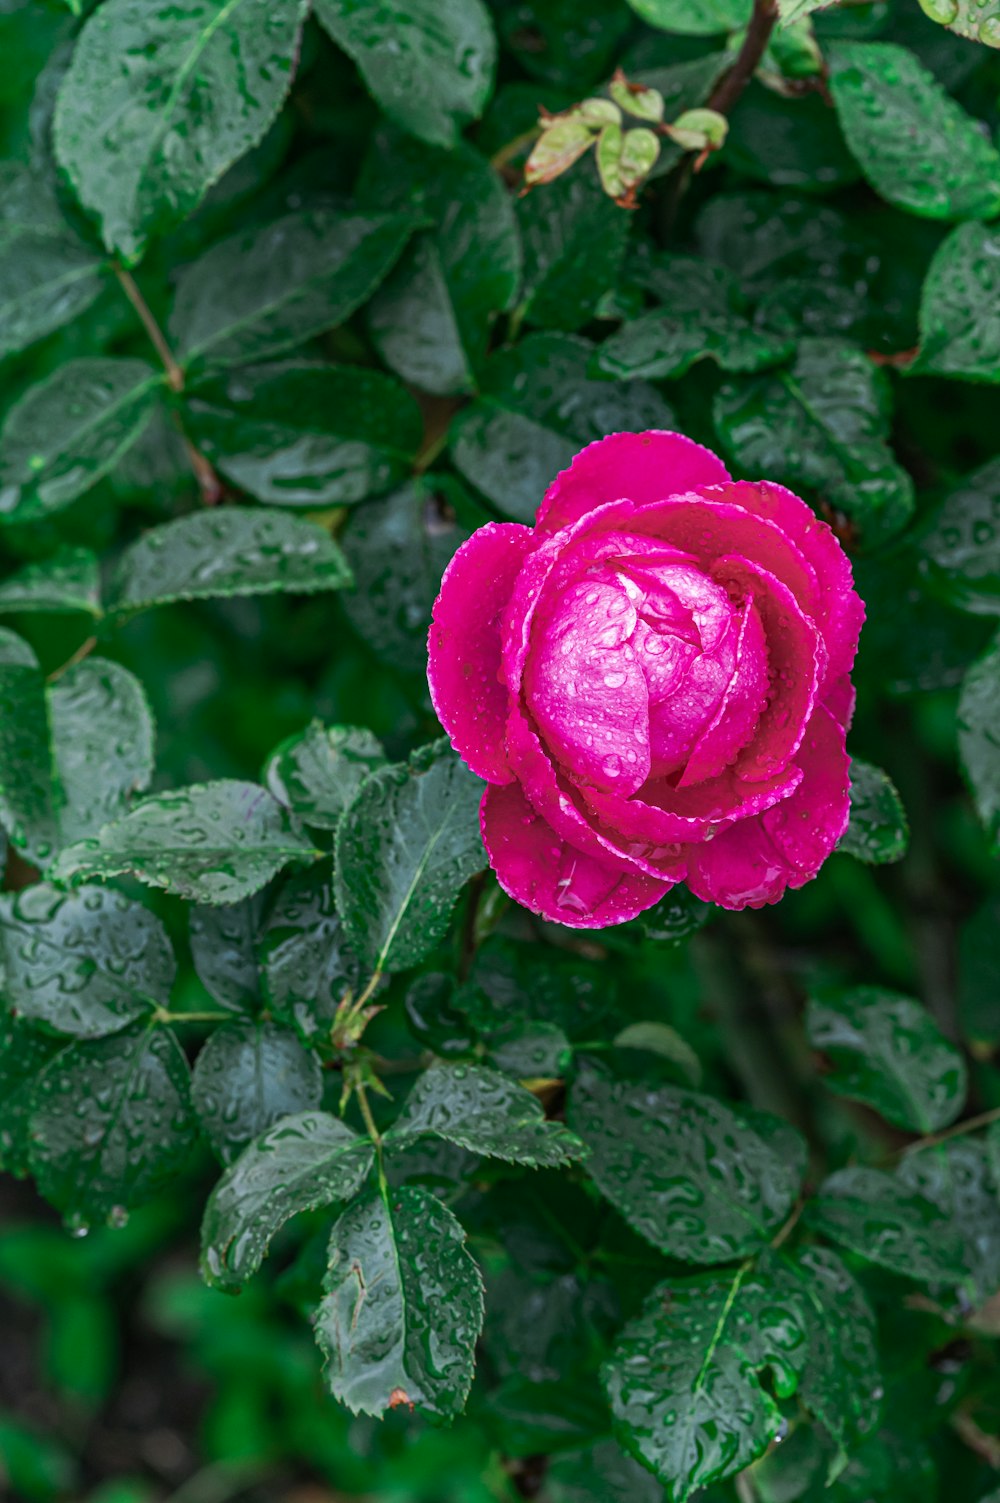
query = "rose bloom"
xmin=427 ymin=432 xmax=864 ymax=928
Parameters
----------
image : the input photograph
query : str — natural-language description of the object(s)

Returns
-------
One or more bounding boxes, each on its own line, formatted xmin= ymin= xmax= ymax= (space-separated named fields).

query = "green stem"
xmin=356 ymin=1080 xmax=388 ymax=1194
xmin=154 ymin=1008 xmax=231 ymax=1025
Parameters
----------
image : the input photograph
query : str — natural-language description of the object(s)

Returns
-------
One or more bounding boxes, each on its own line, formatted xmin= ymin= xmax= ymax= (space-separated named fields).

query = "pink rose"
xmin=427 ymin=431 xmax=865 ymax=928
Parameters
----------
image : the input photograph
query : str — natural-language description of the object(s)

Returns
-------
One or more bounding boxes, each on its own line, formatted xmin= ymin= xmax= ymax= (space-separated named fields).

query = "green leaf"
xmin=0 ymin=884 xmax=174 ymax=1039
xmin=612 ymin=1022 xmax=702 ymax=1085
xmin=828 ymin=42 xmax=1000 ymax=221
xmin=188 ymin=893 xmax=267 ymax=1016
xmin=334 ymin=740 xmax=485 ymax=975
xmin=0 ymin=358 xmax=161 ymax=520
xmin=713 ymin=337 xmax=914 ymax=549
xmin=185 ymin=361 xmax=424 ymax=507
xmin=594 ymin=254 xmax=793 ymax=381
xmin=624 ymin=0 xmax=750 ymax=33
xmin=912 ymin=224 xmax=1000 ymax=384
xmin=777 ymin=0 xmax=838 ymax=19
xmin=0 ymin=1012 xmax=64 ymax=1178
xmin=515 ymin=169 xmax=630 ymax=333
xmin=0 ymin=547 xmax=101 ymax=617
xmin=387 ymin=1061 xmax=586 ymax=1167
xmin=48 ymin=658 xmax=156 ymax=848
xmin=495 ymin=0 xmax=631 ymax=88
xmin=958 ymin=633 xmax=1000 ymax=850
xmin=915 ymin=0 xmax=1000 ymax=46
xmin=806 ymin=986 xmax=966 ymax=1132
xmin=199 ymin=1110 xmax=374 ymax=1289
xmin=547 ymin=1441 xmax=665 ymax=1503
xmin=264 ymin=721 xmax=386 ymax=831
xmin=52 ymin=781 xmax=318 ymax=904
xmin=920 ymin=458 xmax=1000 ymax=616
xmin=603 ymin=1248 xmax=880 ymax=1498
xmin=170 ymin=209 xmax=417 ymax=369
xmin=108 ymin=507 xmax=352 ymax=615
xmin=806 ymin=1166 xmax=969 ymax=1284
xmin=897 ymin=1139 xmax=1000 ymax=1302
xmin=959 ymin=891 xmax=1000 ymax=1045
xmin=260 ymin=868 xmax=360 ymax=1046
xmin=53 ymin=0 xmax=309 ymax=261
xmin=568 ymin=1064 xmax=803 ymax=1261
xmin=0 ymin=220 xmax=105 ymax=362
xmin=449 ymin=333 xmax=676 ymax=523
xmin=315 ymin=1184 xmax=483 ymax=1418
xmin=839 ymin=759 xmax=909 ymax=864
xmin=27 ymin=1021 xmax=196 ymax=1230
xmin=0 ymin=645 xmax=154 ymax=868
xmin=313 ymin=0 xmax=496 ymax=149
xmin=340 ymin=476 xmax=477 ymax=674
xmin=191 ymin=1019 xmax=323 ymax=1165
xmin=360 ymin=134 xmax=520 ymax=395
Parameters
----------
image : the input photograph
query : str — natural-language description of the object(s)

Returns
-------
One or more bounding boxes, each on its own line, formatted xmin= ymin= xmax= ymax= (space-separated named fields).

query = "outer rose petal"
xmin=704 ymin=480 xmax=865 ymax=682
xmin=824 ymin=673 xmax=856 ymax=730
xmin=428 ymin=521 xmax=534 ymax=783
xmin=686 ymin=705 xmax=850 ymax=910
xmin=480 ymin=781 xmax=672 ymax=927
xmin=537 ymin=430 xmax=730 ymax=534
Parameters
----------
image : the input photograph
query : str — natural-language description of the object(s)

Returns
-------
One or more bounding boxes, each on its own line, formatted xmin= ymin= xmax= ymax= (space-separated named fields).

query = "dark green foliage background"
xmin=1 ymin=0 xmax=1000 ymax=1500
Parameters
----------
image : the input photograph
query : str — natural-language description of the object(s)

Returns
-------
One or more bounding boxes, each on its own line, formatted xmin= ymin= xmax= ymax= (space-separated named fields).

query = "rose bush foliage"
xmin=430 ymin=431 xmax=863 ymax=923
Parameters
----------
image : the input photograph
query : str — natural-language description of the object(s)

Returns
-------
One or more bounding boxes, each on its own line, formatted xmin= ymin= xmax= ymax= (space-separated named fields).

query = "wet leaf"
xmin=0 ymin=547 xmax=101 ymax=617
xmin=547 ymin=1440 xmax=664 ymax=1503
xmin=0 ymin=358 xmax=161 ymax=520
xmin=0 ymin=643 xmax=153 ymax=868
xmin=449 ymin=333 xmax=675 ymax=522
xmin=612 ymin=1022 xmax=702 ymax=1085
xmin=516 ymin=167 xmax=629 ymax=332
xmin=53 ymin=0 xmax=309 ymax=261
xmin=569 ymin=1064 xmax=803 ymax=1261
xmin=828 ymin=42 xmax=1000 ymax=221
xmin=360 ymin=133 xmax=520 ymax=394
xmin=27 ymin=1021 xmax=196 ymax=1229
xmin=263 ymin=722 xmax=387 ymax=831
xmin=0 ymin=166 xmax=105 ymax=360
xmin=958 ymin=632 xmax=1000 ymax=850
xmin=52 ymin=780 xmax=318 ymax=905
xmin=387 ymin=1061 xmax=586 ymax=1167
xmin=170 ymin=209 xmax=417 ymax=369
xmin=495 ymin=0 xmax=631 ymax=89
xmin=839 ymin=759 xmax=909 ymax=864
xmin=595 ymin=253 xmax=792 ymax=381
xmin=920 ymin=458 xmax=1000 ymax=615
xmin=316 ymin=1184 xmax=483 ymax=1418
xmin=605 ymin=1250 xmax=880 ymax=1496
xmin=806 ymin=1166 xmax=969 ymax=1284
xmin=191 ymin=1019 xmax=323 ymax=1165
xmin=0 ymin=1012 xmax=64 ymax=1178
xmin=333 ymin=739 xmax=486 ymax=975
xmin=200 ymin=1110 xmax=374 ymax=1289
xmin=0 ymin=884 xmax=174 ymax=1039
xmin=713 ymin=337 xmax=914 ymax=548
xmin=524 ymin=118 xmax=597 ymax=188
xmin=259 ymin=867 xmax=361 ymax=1047
xmin=897 ymin=1138 xmax=1000 ymax=1302
xmin=912 ymin=224 xmax=1000 ymax=384
xmin=109 ymin=507 xmax=352 ymax=614
xmin=188 ymin=893 xmax=268 ymax=1015
xmin=313 ymin=0 xmax=496 ymax=149
xmin=340 ymin=476 xmax=478 ymax=673
xmin=917 ymin=0 xmax=1000 ymax=47
xmin=806 ymin=986 xmax=966 ymax=1132
xmin=624 ymin=0 xmax=750 ymax=32
xmin=185 ymin=361 xmax=423 ymax=507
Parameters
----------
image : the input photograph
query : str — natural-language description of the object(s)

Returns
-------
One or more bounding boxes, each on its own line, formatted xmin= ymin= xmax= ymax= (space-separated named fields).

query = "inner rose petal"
xmin=525 ymin=574 xmax=650 ymax=795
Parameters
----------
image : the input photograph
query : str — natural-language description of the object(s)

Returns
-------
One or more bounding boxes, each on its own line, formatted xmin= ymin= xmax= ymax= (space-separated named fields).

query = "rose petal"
xmin=679 ymin=600 xmax=770 ymax=786
xmin=712 ymin=554 xmax=825 ymax=783
xmin=428 ymin=521 xmax=535 ymax=784
xmin=481 ymin=781 xmax=672 ymax=927
xmin=584 ymin=761 xmax=802 ymax=853
xmin=537 ymin=430 xmax=730 ymax=534
xmin=686 ymin=705 xmax=849 ymax=909
xmin=703 ymin=480 xmax=865 ymax=682
xmin=824 ymin=673 xmax=856 ymax=730
xmin=526 ymin=574 xmax=650 ymax=795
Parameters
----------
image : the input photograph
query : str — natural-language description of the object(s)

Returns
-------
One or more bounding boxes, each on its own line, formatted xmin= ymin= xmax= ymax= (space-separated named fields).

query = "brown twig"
xmin=656 ymin=0 xmax=780 ymax=242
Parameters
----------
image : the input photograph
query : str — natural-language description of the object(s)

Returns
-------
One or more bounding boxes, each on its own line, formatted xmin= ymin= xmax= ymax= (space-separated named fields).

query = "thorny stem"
xmin=656 ymin=0 xmax=779 ymax=242
xmin=113 ymin=261 xmax=222 ymax=504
